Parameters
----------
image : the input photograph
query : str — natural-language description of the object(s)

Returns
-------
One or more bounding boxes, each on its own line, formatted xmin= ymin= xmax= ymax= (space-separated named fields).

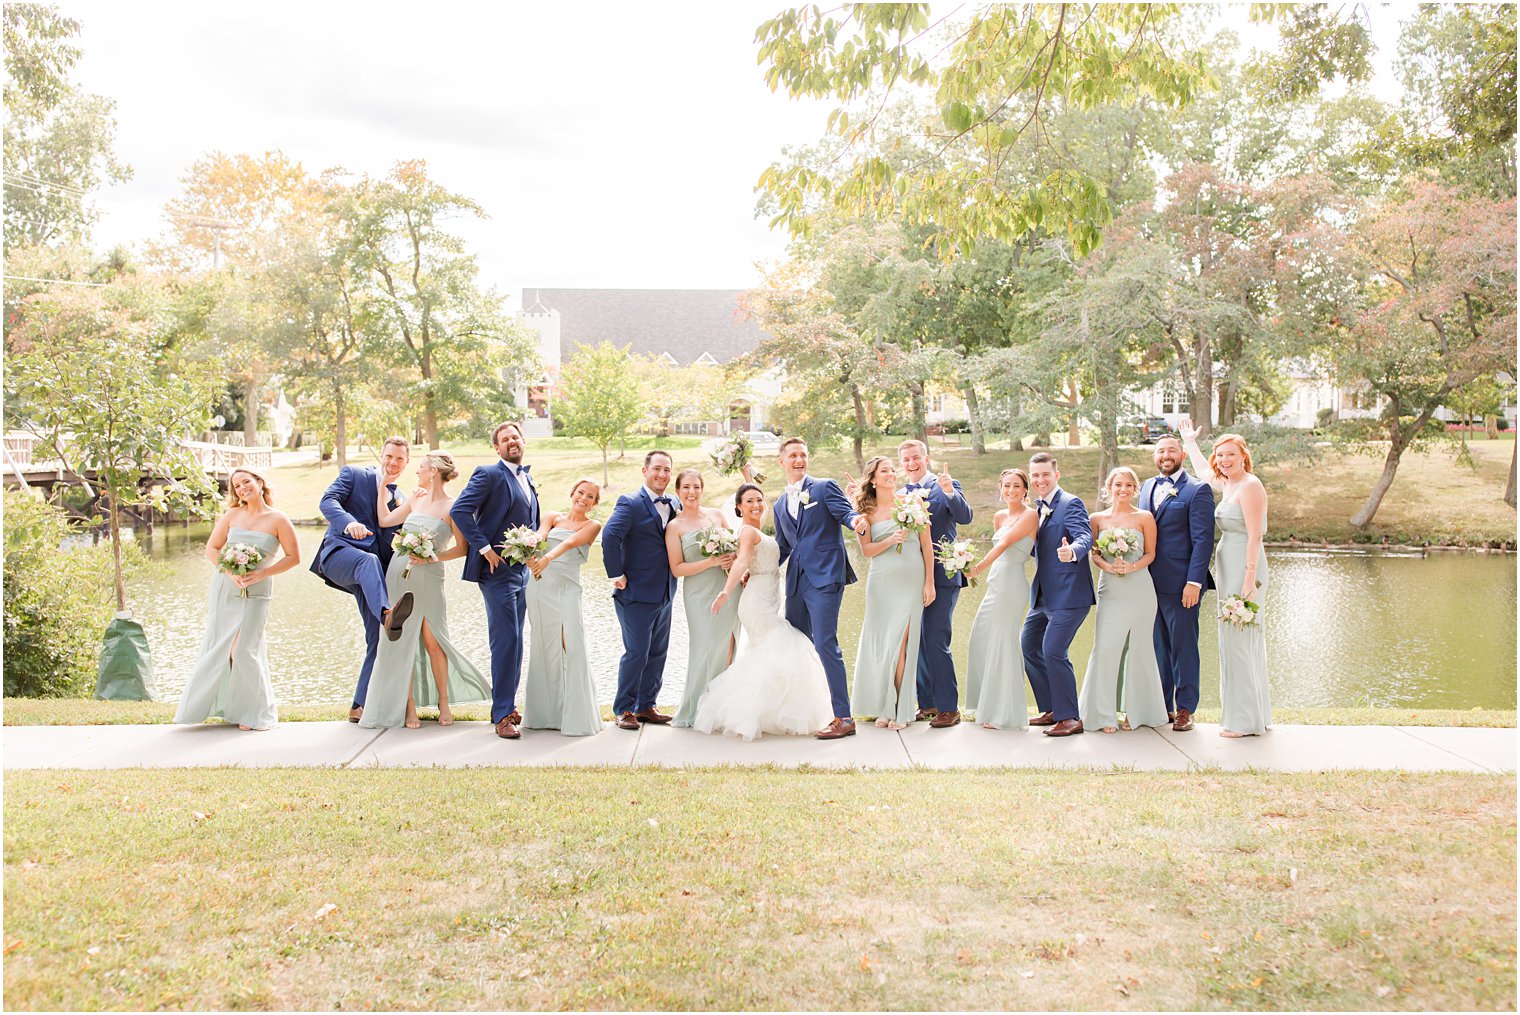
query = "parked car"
xmin=1122 ymin=416 xmax=1172 ymax=444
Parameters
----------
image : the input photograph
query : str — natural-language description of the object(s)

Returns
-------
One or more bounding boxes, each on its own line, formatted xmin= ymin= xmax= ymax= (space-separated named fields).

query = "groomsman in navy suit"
xmin=311 ymin=436 xmax=413 ymax=723
xmin=1020 ymin=452 xmax=1096 ymax=737
xmin=451 ymin=421 xmax=539 ymax=740
xmin=773 ymin=437 xmax=869 ymax=740
xmin=896 ymin=439 xmax=973 ymax=727
xmin=1139 ymin=434 xmax=1216 ymax=732
xmin=601 ymin=450 xmax=679 ymax=731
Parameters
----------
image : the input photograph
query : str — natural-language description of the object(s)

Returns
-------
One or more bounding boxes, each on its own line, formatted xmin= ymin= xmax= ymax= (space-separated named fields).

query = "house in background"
xmin=515 ymin=288 xmax=782 ymax=437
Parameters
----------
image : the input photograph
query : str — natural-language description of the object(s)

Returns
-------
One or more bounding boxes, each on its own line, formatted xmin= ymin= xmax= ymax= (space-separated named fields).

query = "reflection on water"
xmin=134 ymin=525 xmax=1516 ymax=711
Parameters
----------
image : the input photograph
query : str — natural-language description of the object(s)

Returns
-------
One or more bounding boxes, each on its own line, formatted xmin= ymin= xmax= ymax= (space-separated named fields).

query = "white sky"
xmin=63 ymin=2 xmax=1414 ymax=307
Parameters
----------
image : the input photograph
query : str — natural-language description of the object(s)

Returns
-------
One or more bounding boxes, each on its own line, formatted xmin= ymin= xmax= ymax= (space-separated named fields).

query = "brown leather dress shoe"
xmin=383 ymin=591 xmax=415 ymax=642
xmin=814 ymin=717 xmax=857 ymax=740
xmin=494 ymin=717 xmax=521 ymax=739
xmin=506 ymin=710 xmax=522 ymax=727
xmin=615 ymin=711 xmax=641 ymax=731
xmin=1172 ymin=708 xmax=1195 ymax=732
xmin=914 ymin=708 xmax=939 ymax=722
xmin=929 ymin=710 xmax=962 ymax=728
xmin=1043 ymin=719 xmax=1084 ymax=737
xmin=1029 ymin=711 xmax=1056 ymax=726
xmin=634 ymin=708 xmax=672 ymax=725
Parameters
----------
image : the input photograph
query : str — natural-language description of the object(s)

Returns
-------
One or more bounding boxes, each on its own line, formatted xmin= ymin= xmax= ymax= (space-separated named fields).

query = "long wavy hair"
xmin=854 ymin=455 xmax=895 ymax=516
xmin=226 ymin=468 xmax=273 ymax=509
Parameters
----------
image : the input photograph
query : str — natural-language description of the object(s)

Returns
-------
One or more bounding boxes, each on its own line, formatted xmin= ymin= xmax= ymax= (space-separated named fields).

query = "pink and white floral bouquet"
xmin=217 ymin=542 xmax=266 ymax=598
xmin=392 ymin=530 xmax=436 ymax=580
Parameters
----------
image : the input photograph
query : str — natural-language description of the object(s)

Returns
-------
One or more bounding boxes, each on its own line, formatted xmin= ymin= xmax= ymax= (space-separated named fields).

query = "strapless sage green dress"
xmin=851 ymin=519 xmax=923 ymax=726
xmin=1215 ymin=503 xmax=1272 ymax=735
xmin=1078 ymin=530 xmax=1170 ymax=731
xmin=360 ymin=514 xmax=491 ymax=729
xmin=174 ymin=526 xmax=281 ymax=729
xmin=674 ymin=528 xmax=743 ymax=727
xmin=966 ymin=528 xmax=1033 ymax=729
xmin=523 ymin=527 xmax=602 ymax=736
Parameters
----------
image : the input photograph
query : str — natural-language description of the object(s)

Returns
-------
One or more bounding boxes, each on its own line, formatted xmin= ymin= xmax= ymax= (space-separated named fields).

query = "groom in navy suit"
xmin=1139 ymin=434 xmax=1216 ymax=732
xmin=1020 ymin=452 xmax=1096 ymax=737
xmin=451 ymin=421 xmax=539 ymax=740
xmin=601 ymin=450 xmax=679 ymax=731
xmin=773 ymin=437 xmax=869 ymax=740
xmin=896 ymin=439 xmax=973 ymax=727
xmin=311 ymin=436 xmax=412 ymax=722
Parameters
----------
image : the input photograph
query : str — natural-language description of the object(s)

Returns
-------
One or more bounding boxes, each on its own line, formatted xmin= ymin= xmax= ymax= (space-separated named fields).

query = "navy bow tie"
xmin=654 ymin=495 xmax=673 ymax=507
xmin=1037 ymin=499 xmax=1051 ymax=512
xmin=1157 ymin=476 xmax=1175 ymax=486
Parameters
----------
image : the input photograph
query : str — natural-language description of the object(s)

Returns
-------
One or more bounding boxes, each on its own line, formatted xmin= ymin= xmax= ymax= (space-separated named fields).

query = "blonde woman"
xmin=1077 ymin=467 xmax=1169 ymax=733
xmin=665 ymin=468 xmax=741 ymax=727
xmin=965 ymin=468 xmax=1039 ymax=729
xmin=361 ymin=452 xmax=491 ymax=729
xmin=523 ymin=478 xmax=604 ymax=735
xmin=175 ymin=468 xmax=300 ymax=731
xmin=1180 ymin=421 xmax=1272 ymax=737
xmin=849 ymin=455 xmax=935 ymax=729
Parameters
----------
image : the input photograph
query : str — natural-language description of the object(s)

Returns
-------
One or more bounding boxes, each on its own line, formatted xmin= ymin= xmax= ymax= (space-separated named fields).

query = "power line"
xmin=7 ymin=170 xmax=88 ymax=197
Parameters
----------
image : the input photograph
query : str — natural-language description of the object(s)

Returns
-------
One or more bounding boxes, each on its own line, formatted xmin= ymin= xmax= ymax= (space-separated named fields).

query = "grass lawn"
xmin=3 ymin=768 xmax=1513 ymax=1011
xmin=6 ymin=697 xmax=1515 ymax=729
xmin=270 ymin=435 xmax=1516 ymax=548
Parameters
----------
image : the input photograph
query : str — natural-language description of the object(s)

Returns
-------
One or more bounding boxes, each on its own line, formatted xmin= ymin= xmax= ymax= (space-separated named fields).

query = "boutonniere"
xmin=1038 ymin=504 xmax=1053 ymax=522
xmin=1159 ymin=486 xmax=1177 ymax=502
xmin=798 ymin=490 xmax=812 ymax=507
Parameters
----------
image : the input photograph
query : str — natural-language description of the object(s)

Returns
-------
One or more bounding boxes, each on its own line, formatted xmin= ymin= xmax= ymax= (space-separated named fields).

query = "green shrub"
xmin=2 ymin=492 xmax=144 ymax=697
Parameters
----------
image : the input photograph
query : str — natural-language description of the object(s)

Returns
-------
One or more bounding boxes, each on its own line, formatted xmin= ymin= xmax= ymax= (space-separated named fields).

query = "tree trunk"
xmin=109 ymin=491 xmax=125 ymax=612
xmin=601 ymin=444 xmax=610 ymax=487
xmin=1218 ymin=376 xmax=1237 ymax=427
xmin=1350 ymin=432 xmax=1408 ymax=528
xmin=334 ymin=381 xmax=348 ymax=469
xmin=910 ymin=382 xmax=926 ymax=443
xmin=962 ymin=384 xmax=986 ymax=454
xmin=421 ymin=349 xmax=439 ymax=450
xmin=1506 ymin=439 xmax=1517 ymax=508
xmin=1191 ymin=337 xmax=1214 ymax=437
xmin=850 ymin=384 xmax=868 ymax=472
xmin=243 ymin=373 xmax=262 ymax=447
xmin=1098 ymin=417 xmax=1121 ymax=496
xmin=1065 ymin=379 xmax=1081 ymax=446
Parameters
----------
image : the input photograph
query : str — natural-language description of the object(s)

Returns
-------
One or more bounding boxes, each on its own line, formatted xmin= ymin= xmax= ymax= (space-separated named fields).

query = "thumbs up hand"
xmin=1058 ymin=536 xmax=1076 ymax=563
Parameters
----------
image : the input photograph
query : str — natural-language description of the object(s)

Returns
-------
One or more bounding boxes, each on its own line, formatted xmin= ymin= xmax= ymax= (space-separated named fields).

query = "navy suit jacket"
xmin=600 ymin=489 xmax=677 ymax=606
xmin=774 ymin=476 xmax=860 ymax=594
xmin=900 ymin=476 xmax=973 ymax=588
xmin=1029 ymin=488 xmax=1097 ymax=611
xmin=450 ymin=461 xmax=540 ymax=585
xmin=310 ymin=465 xmax=402 ymax=587
xmin=1139 ymin=471 xmax=1216 ymax=594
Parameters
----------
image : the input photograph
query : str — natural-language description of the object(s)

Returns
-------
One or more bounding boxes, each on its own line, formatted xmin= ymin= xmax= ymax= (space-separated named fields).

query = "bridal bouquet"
xmin=1096 ymin=527 xmax=1141 ymax=562
xmin=935 ymin=537 xmax=978 ymax=586
xmin=891 ymin=488 xmax=932 ymax=554
xmin=1219 ymin=593 xmax=1261 ymax=629
xmin=392 ymin=530 xmax=436 ymax=580
xmin=696 ymin=524 xmax=739 ymax=560
xmin=498 ymin=525 xmax=548 ymax=577
xmin=217 ymin=542 xmax=266 ymax=598
xmin=710 ymin=433 xmax=765 ymax=485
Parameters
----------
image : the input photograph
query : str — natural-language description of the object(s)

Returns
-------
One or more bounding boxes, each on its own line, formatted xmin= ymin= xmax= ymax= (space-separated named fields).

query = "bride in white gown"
xmin=695 ymin=484 xmax=835 ymax=740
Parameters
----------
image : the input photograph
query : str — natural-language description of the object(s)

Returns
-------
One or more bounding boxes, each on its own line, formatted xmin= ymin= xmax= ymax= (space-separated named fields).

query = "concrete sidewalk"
xmin=3 ymin=720 xmax=1514 ymax=773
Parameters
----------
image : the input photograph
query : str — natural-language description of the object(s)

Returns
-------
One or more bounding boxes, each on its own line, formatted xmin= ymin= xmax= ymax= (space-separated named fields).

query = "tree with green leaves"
xmin=554 ymin=341 xmax=644 ymax=485
xmin=2 ymin=4 xmax=130 ymax=249
xmin=755 ymin=3 xmax=1210 ymax=254
xmin=5 ymin=281 xmax=220 ymax=612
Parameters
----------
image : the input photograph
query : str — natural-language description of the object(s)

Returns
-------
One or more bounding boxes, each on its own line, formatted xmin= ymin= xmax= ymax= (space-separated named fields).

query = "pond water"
xmin=128 ymin=525 xmax=1517 ymax=711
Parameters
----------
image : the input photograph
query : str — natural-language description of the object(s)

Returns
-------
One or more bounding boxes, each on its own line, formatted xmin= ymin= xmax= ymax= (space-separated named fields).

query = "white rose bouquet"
xmin=935 ymin=537 xmax=978 ymax=586
xmin=217 ymin=542 xmax=267 ymax=598
xmin=710 ymin=433 xmax=765 ymax=485
xmin=1219 ymin=593 xmax=1261 ymax=629
xmin=696 ymin=524 xmax=739 ymax=560
xmin=1096 ymin=527 xmax=1142 ymax=563
xmin=498 ymin=525 xmax=549 ymax=577
xmin=392 ymin=530 xmax=436 ymax=580
xmin=891 ymin=488 xmax=932 ymax=554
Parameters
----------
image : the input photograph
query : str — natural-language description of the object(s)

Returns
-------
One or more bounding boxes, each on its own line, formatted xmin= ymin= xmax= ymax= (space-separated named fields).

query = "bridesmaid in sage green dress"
xmin=175 ymin=468 xmax=300 ymax=731
xmin=1078 ymin=467 xmax=1170 ymax=733
xmin=850 ymin=456 xmax=936 ymax=729
xmin=523 ymin=479 xmax=604 ymax=736
xmin=1182 ymin=424 xmax=1272 ymax=737
xmin=361 ymin=452 xmax=491 ymax=730
xmin=666 ymin=468 xmax=741 ymax=727
xmin=966 ymin=468 xmax=1039 ymax=730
